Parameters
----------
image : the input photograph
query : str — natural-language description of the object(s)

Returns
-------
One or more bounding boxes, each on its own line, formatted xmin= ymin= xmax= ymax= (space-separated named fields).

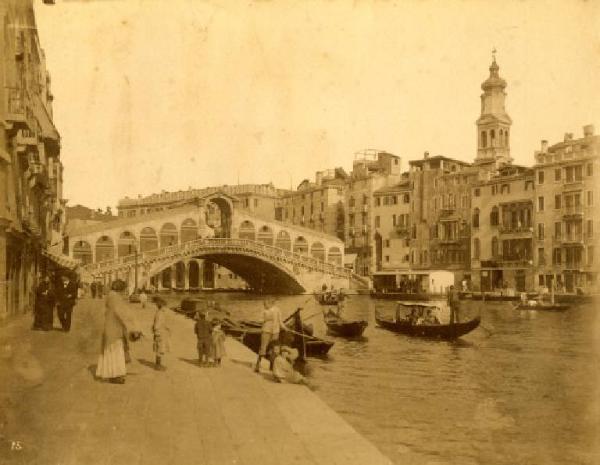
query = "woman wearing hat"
xmin=95 ymin=280 xmax=141 ymax=384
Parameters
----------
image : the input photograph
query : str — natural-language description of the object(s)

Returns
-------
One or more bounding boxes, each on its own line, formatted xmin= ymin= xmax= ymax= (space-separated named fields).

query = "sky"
xmin=34 ymin=0 xmax=600 ymax=210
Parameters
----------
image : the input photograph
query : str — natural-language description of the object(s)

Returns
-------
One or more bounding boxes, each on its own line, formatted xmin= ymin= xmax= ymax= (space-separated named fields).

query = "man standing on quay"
xmin=56 ymin=273 xmax=78 ymax=332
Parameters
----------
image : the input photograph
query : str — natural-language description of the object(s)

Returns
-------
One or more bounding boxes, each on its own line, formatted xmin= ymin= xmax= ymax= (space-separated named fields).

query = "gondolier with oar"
xmin=447 ymin=285 xmax=461 ymax=325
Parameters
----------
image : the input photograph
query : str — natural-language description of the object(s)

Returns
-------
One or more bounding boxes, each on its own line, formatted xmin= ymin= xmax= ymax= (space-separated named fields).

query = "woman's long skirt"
xmin=96 ymin=338 xmax=127 ymax=379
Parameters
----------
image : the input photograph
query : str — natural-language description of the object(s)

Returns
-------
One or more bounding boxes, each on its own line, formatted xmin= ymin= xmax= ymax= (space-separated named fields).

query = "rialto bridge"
xmin=66 ymin=192 xmax=367 ymax=293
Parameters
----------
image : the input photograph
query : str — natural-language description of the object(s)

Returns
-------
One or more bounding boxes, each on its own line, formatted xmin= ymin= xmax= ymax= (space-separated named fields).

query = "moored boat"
xmin=514 ymin=302 xmax=570 ymax=312
xmin=315 ymin=291 xmax=342 ymax=305
xmin=220 ymin=309 xmax=334 ymax=358
xmin=324 ymin=316 xmax=368 ymax=338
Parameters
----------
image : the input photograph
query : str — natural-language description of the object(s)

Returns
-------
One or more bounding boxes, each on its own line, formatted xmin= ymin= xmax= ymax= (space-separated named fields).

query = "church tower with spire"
xmin=475 ymin=50 xmax=512 ymax=168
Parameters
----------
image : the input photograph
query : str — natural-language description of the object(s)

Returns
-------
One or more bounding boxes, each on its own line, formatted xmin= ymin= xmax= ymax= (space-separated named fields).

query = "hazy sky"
xmin=34 ymin=0 xmax=600 ymax=210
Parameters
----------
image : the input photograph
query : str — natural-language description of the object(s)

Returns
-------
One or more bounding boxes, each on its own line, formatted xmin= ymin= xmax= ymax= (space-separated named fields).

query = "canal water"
xmin=166 ymin=292 xmax=599 ymax=465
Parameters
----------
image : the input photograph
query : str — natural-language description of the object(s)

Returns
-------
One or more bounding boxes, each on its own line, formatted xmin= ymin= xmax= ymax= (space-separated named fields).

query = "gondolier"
xmin=447 ymin=285 xmax=460 ymax=325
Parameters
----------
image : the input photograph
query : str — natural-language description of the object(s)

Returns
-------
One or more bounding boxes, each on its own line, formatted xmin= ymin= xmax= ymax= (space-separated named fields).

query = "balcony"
xmin=498 ymin=225 xmax=534 ymax=237
xmin=553 ymin=233 xmax=585 ymax=246
xmin=15 ymin=129 xmax=38 ymax=151
xmin=5 ymin=87 xmax=26 ymax=124
xmin=562 ymin=205 xmax=583 ymax=218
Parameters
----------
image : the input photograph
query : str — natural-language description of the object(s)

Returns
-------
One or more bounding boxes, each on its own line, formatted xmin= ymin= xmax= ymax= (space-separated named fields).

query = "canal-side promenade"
xmin=0 ymin=298 xmax=392 ymax=465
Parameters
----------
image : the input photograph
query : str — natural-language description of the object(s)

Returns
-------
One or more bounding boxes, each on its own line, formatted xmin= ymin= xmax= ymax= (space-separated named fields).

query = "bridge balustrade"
xmin=83 ymin=237 xmax=353 ymax=279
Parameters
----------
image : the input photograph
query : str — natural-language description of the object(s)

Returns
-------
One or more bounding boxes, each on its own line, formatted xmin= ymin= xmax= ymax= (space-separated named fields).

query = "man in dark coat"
xmin=56 ymin=273 xmax=78 ymax=332
xmin=33 ymin=275 xmax=55 ymax=330
xmin=447 ymin=285 xmax=461 ymax=325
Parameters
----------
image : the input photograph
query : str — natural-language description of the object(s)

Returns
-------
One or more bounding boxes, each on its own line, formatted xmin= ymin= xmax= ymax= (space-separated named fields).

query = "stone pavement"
xmin=0 ymin=297 xmax=392 ymax=465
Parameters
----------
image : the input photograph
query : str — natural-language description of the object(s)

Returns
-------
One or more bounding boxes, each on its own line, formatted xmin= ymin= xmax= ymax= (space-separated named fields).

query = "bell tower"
xmin=475 ymin=49 xmax=512 ymax=168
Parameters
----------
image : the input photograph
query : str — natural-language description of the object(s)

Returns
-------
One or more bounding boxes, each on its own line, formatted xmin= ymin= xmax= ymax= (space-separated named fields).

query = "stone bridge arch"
xmin=145 ymin=250 xmax=305 ymax=294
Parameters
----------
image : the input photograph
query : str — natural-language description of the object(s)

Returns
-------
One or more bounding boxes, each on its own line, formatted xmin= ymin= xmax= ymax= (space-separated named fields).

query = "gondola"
xmin=324 ymin=316 xmax=368 ymax=338
xmin=220 ymin=310 xmax=334 ymax=358
xmin=375 ymin=301 xmax=480 ymax=340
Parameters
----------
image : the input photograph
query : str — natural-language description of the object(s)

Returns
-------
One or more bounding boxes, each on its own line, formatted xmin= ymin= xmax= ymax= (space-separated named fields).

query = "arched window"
xmin=473 ymin=208 xmax=480 ymax=228
xmin=490 ymin=129 xmax=496 ymax=145
xmin=491 ymin=236 xmax=499 ymax=258
xmin=499 ymin=129 xmax=504 ymax=146
xmin=238 ymin=220 xmax=255 ymax=240
xmin=490 ymin=206 xmax=499 ymax=226
xmin=505 ymin=130 xmax=509 ymax=147
xmin=473 ymin=238 xmax=480 ymax=259
xmin=481 ymin=131 xmax=487 ymax=148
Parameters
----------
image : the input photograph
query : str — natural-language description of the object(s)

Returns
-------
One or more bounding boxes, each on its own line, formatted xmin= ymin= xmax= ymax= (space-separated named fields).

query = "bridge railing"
xmin=84 ymin=238 xmax=353 ymax=279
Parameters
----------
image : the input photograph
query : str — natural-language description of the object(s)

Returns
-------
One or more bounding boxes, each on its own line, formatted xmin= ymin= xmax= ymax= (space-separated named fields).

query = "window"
xmin=538 ymin=170 xmax=545 ymax=184
xmin=492 ymin=236 xmax=499 ymax=258
xmin=552 ymin=248 xmax=561 ymax=265
xmin=525 ymin=180 xmax=534 ymax=191
xmin=481 ymin=131 xmax=487 ymax=148
xmin=490 ymin=206 xmax=499 ymax=226
xmin=491 ymin=185 xmax=498 ymax=195
xmin=501 ymin=184 xmax=510 ymax=194
xmin=554 ymin=222 xmax=562 ymax=239
xmin=375 ymin=197 xmax=380 ymax=207
xmin=363 ymin=194 xmax=368 ymax=205
xmin=385 ymin=255 xmax=390 ymax=263
xmin=538 ymin=196 xmax=544 ymax=212
xmin=403 ymin=193 xmax=410 ymax=204
xmin=588 ymin=191 xmax=593 ymax=206
xmin=587 ymin=220 xmax=593 ymax=237
xmin=473 ymin=238 xmax=480 ymax=259
xmin=538 ymin=223 xmax=545 ymax=240
xmin=254 ymin=199 xmax=259 ymax=208
xmin=473 ymin=208 xmax=480 ymax=228
xmin=575 ymin=165 xmax=583 ymax=181
xmin=474 ymin=188 xmax=481 ymax=197
xmin=587 ymin=163 xmax=593 ymax=177
xmin=555 ymin=195 xmax=561 ymax=209
xmin=375 ymin=216 xmax=380 ymax=228
xmin=539 ymin=274 xmax=545 ymax=286
xmin=385 ymin=239 xmax=390 ymax=248
xmin=555 ymin=168 xmax=561 ymax=181
xmin=588 ymin=246 xmax=595 ymax=265
xmin=349 ymin=197 xmax=355 ymax=207
xmin=538 ymin=248 xmax=545 ymax=265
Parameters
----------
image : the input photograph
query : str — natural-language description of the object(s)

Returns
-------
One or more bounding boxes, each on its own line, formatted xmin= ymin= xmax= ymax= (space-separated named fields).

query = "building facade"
xmin=1 ymin=0 xmax=64 ymax=318
xmin=532 ymin=127 xmax=599 ymax=293
xmin=471 ymin=165 xmax=536 ymax=292
xmin=345 ymin=150 xmax=402 ymax=276
xmin=278 ymin=168 xmax=347 ymax=240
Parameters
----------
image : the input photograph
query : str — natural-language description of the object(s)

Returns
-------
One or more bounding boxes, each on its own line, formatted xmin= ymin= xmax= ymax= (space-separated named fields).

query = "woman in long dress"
xmin=96 ymin=280 xmax=138 ymax=384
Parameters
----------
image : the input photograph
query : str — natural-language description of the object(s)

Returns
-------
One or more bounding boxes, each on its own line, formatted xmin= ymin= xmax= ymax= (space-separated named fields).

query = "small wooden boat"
xmin=220 ymin=310 xmax=334 ymax=358
xmin=375 ymin=302 xmax=480 ymax=340
xmin=324 ymin=316 xmax=368 ymax=338
xmin=315 ymin=291 xmax=341 ymax=305
xmin=514 ymin=302 xmax=570 ymax=312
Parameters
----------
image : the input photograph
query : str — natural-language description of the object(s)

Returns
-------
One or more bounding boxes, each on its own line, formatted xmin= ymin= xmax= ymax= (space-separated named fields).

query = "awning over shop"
xmin=42 ymin=249 xmax=80 ymax=270
xmin=33 ymin=96 xmax=60 ymax=141
xmin=343 ymin=253 xmax=357 ymax=265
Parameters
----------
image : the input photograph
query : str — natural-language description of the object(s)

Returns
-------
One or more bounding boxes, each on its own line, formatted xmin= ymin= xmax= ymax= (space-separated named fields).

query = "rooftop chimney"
xmin=541 ymin=140 xmax=548 ymax=152
xmin=315 ymin=171 xmax=323 ymax=185
xmin=583 ymin=124 xmax=595 ymax=137
xmin=424 ymin=151 xmax=429 ymax=159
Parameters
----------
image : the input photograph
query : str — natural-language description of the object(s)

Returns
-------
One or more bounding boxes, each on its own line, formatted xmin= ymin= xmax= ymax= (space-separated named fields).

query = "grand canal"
xmin=166 ymin=292 xmax=599 ymax=465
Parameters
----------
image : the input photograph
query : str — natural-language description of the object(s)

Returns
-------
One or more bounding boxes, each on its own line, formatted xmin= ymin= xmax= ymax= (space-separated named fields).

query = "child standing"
xmin=152 ymin=297 xmax=170 ymax=371
xmin=211 ymin=322 xmax=226 ymax=366
xmin=194 ymin=311 xmax=212 ymax=366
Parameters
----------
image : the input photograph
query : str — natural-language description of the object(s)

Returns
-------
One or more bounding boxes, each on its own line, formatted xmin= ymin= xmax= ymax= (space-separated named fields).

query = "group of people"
xmin=89 ymin=281 xmax=105 ymax=299
xmin=255 ymin=297 xmax=307 ymax=385
xmin=33 ymin=273 xmax=79 ymax=332
xmin=194 ymin=310 xmax=226 ymax=366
